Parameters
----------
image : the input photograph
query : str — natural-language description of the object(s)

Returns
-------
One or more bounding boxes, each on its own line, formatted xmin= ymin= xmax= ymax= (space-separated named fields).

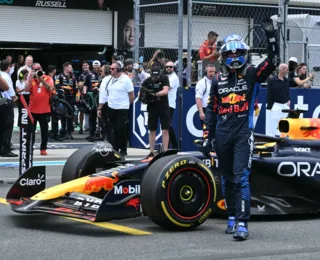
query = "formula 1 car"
xmin=6 ymin=125 xmax=320 ymax=231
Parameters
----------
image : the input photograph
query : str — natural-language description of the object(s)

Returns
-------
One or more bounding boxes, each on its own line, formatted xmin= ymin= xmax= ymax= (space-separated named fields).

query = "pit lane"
xmin=1 ymin=166 xmax=320 ymax=260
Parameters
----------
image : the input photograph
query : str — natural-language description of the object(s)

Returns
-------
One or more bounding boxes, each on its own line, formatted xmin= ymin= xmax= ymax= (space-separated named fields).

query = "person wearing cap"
xmin=132 ymin=63 xmax=150 ymax=87
xmin=165 ymin=61 xmax=179 ymax=149
xmin=98 ymin=61 xmax=134 ymax=156
xmin=199 ymin=31 xmax=220 ymax=62
xmin=83 ymin=60 xmax=102 ymax=142
xmin=140 ymin=65 xmax=170 ymax=159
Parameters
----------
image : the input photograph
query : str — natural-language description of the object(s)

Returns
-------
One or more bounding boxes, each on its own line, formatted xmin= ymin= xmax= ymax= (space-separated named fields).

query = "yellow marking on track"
xmin=0 ymin=198 xmax=8 ymax=204
xmin=64 ymin=217 xmax=152 ymax=235
xmin=1 ymin=198 xmax=150 ymax=235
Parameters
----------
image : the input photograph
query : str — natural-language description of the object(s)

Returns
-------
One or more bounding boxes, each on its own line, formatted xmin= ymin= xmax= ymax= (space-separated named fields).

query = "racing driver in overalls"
xmin=201 ymin=18 xmax=280 ymax=240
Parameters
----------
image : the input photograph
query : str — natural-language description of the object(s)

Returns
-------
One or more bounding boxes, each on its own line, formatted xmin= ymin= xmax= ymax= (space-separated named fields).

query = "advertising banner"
xmin=19 ymin=94 xmax=34 ymax=176
xmin=129 ymin=87 xmax=320 ymax=151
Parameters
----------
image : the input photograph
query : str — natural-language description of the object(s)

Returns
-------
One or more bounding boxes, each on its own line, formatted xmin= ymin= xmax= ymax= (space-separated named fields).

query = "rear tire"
xmin=140 ymin=155 xmax=216 ymax=231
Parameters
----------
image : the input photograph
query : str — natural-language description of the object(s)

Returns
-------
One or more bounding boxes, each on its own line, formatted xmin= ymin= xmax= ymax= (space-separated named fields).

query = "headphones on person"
xmin=116 ymin=61 xmax=124 ymax=72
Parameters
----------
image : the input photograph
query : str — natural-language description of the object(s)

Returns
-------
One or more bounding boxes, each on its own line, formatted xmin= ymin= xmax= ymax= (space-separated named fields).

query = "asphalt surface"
xmin=2 ymin=123 xmax=320 ymax=259
xmin=2 ymin=166 xmax=320 ymax=260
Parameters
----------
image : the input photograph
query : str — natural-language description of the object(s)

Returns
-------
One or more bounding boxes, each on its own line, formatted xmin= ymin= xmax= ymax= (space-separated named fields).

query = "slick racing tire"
xmin=140 ymin=155 xmax=216 ymax=231
xmin=61 ymin=142 xmax=124 ymax=183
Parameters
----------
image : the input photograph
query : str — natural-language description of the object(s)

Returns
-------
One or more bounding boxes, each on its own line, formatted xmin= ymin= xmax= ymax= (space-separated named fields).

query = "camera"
xmin=216 ymin=40 xmax=223 ymax=51
xmin=33 ymin=71 xmax=44 ymax=78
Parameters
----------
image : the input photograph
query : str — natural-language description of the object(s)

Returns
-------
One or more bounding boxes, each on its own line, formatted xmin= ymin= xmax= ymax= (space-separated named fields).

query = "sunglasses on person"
xmin=166 ymin=66 xmax=173 ymax=69
xmin=110 ymin=67 xmax=117 ymax=71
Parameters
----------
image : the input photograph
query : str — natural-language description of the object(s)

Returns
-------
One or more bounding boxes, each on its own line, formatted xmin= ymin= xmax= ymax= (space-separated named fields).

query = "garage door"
xmin=144 ymin=13 xmax=251 ymax=49
xmin=0 ymin=6 xmax=113 ymax=45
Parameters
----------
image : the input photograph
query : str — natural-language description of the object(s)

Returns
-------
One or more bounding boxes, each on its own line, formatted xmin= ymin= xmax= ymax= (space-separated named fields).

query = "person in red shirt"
xmin=25 ymin=63 xmax=54 ymax=155
xmin=199 ymin=31 xmax=220 ymax=62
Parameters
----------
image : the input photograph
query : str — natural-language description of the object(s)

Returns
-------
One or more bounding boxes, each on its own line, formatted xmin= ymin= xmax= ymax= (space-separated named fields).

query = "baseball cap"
xmin=92 ymin=60 xmax=101 ymax=66
xmin=151 ymin=66 xmax=160 ymax=76
xmin=288 ymin=57 xmax=298 ymax=63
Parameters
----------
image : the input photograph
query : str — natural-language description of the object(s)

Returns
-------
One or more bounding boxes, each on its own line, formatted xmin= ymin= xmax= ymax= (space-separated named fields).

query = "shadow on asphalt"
xmin=7 ymin=214 xmax=135 ymax=237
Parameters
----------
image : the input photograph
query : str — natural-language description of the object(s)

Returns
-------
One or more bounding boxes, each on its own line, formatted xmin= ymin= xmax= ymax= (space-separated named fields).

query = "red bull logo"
xmin=83 ymin=171 xmax=119 ymax=193
xmin=302 ymin=119 xmax=320 ymax=139
xmin=221 ymin=93 xmax=246 ymax=104
xmin=125 ymin=198 xmax=140 ymax=210
xmin=219 ymin=101 xmax=248 ymax=114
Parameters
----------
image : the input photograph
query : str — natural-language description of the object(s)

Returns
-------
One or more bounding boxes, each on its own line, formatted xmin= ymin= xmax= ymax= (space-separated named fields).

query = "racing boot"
xmin=225 ymin=216 xmax=237 ymax=234
xmin=233 ymin=221 xmax=249 ymax=241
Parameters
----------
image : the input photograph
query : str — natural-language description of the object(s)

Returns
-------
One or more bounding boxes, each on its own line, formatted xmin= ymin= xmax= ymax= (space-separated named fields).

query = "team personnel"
xmin=55 ymin=62 xmax=77 ymax=139
xmin=0 ymin=60 xmax=17 ymax=157
xmin=140 ymin=66 xmax=170 ymax=158
xmin=83 ymin=60 xmax=102 ymax=141
xmin=25 ymin=63 xmax=54 ymax=155
xmin=103 ymin=61 xmax=134 ymax=156
xmin=165 ymin=61 xmax=179 ymax=149
xmin=77 ymin=60 xmax=91 ymax=134
xmin=199 ymin=31 xmax=220 ymax=62
xmin=195 ymin=64 xmax=216 ymax=123
xmin=266 ymin=64 xmax=290 ymax=137
xmin=201 ymin=19 xmax=280 ymax=240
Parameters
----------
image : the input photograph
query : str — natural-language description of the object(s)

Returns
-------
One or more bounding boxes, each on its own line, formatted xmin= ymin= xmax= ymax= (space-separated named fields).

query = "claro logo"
xmin=277 ymin=162 xmax=320 ymax=177
xmin=20 ymin=174 xmax=45 ymax=186
xmin=0 ymin=0 xmax=14 ymax=4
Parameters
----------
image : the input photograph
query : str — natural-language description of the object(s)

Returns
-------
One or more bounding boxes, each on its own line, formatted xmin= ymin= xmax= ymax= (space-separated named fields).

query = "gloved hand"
xmin=261 ymin=17 xmax=276 ymax=36
xmin=201 ymin=138 xmax=215 ymax=157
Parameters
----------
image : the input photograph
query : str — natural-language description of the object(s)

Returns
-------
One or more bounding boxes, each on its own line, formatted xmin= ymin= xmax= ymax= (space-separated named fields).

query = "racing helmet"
xmin=220 ymin=34 xmax=250 ymax=70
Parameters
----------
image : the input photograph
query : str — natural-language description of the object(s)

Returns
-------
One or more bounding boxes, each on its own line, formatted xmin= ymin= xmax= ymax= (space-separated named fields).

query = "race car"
xmin=279 ymin=109 xmax=320 ymax=139
xmin=6 ymin=129 xmax=320 ymax=231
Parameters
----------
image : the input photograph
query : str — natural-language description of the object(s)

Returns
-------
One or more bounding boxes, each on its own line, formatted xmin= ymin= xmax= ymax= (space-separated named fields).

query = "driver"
xmin=201 ymin=18 xmax=280 ymax=241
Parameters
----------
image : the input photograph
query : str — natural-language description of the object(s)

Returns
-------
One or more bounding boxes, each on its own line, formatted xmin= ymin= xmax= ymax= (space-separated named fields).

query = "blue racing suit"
xmin=203 ymin=29 xmax=280 ymax=221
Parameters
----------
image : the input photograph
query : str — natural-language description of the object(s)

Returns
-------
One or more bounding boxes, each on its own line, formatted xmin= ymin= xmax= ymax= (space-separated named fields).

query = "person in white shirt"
xmin=195 ymin=64 xmax=216 ymax=122
xmin=0 ymin=60 xmax=18 ymax=157
xmin=165 ymin=61 xmax=179 ymax=148
xmin=17 ymin=55 xmax=33 ymax=78
xmin=98 ymin=61 xmax=134 ymax=156
xmin=15 ymin=69 xmax=30 ymax=127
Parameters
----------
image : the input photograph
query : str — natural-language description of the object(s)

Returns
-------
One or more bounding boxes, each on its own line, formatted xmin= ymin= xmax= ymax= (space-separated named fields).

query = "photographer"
xmin=55 ymin=62 xmax=77 ymax=140
xmin=139 ymin=65 xmax=170 ymax=159
xmin=25 ymin=63 xmax=54 ymax=155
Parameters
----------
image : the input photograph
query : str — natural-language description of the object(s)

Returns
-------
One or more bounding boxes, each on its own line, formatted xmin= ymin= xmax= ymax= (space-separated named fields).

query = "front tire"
xmin=140 ymin=155 xmax=216 ymax=231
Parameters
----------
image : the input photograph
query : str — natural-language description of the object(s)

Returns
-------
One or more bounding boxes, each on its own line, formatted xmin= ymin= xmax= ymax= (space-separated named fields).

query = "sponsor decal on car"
xmin=217 ymin=199 xmax=226 ymax=210
xmin=114 ymin=185 xmax=140 ymax=195
xmin=125 ymin=198 xmax=140 ymax=210
xmin=294 ymin=147 xmax=311 ymax=153
xmin=202 ymin=158 xmax=219 ymax=168
xmin=20 ymin=174 xmax=45 ymax=186
xmin=257 ymin=205 xmax=265 ymax=212
xmin=277 ymin=161 xmax=320 ymax=177
xmin=83 ymin=172 xmax=119 ymax=193
xmin=198 ymin=208 xmax=212 ymax=224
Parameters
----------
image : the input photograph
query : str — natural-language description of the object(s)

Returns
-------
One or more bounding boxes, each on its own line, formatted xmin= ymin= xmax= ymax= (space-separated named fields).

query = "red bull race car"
xmin=6 ymin=109 xmax=320 ymax=230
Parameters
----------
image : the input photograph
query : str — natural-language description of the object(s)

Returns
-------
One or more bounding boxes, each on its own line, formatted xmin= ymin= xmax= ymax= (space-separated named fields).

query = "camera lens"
xmin=37 ymin=71 xmax=43 ymax=77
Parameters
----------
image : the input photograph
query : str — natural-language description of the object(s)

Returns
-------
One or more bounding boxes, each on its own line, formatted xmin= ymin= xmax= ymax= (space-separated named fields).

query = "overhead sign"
xmin=0 ymin=0 xmax=111 ymax=10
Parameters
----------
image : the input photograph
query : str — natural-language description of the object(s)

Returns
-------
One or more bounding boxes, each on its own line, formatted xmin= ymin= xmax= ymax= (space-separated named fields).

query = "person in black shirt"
xmin=140 ymin=66 xmax=170 ymax=158
xmin=266 ymin=63 xmax=290 ymax=137
xmin=289 ymin=63 xmax=314 ymax=88
xmin=55 ymin=62 xmax=77 ymax=140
